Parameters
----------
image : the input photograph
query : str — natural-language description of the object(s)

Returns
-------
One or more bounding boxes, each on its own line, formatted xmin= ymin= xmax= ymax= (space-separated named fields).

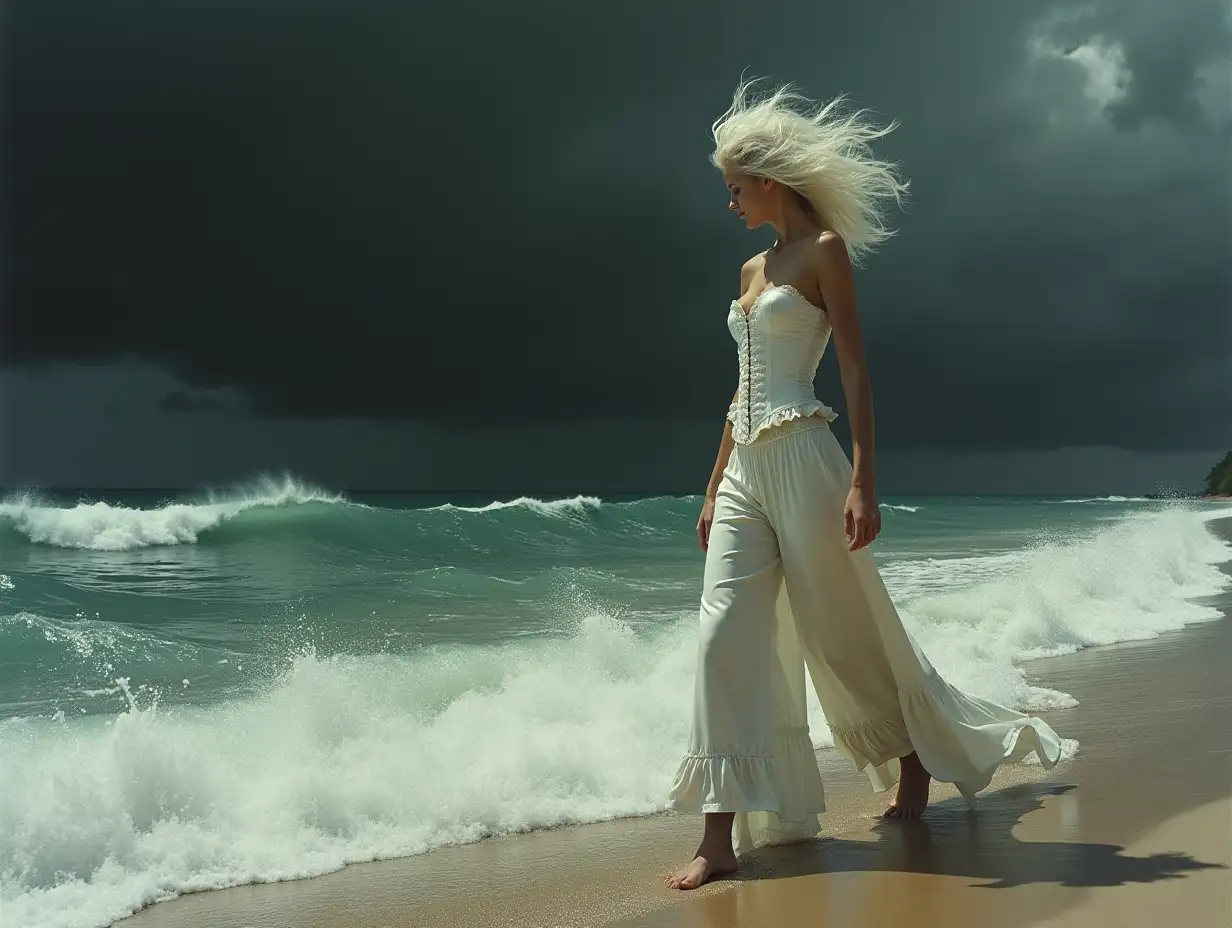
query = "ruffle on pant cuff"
xmin=732 ymin=810 xmax=821 ymax=856
xmin=830 ymin=716 xmax=913 ymax=777
xmin=665 ymin=723 xmax=826 ymax=824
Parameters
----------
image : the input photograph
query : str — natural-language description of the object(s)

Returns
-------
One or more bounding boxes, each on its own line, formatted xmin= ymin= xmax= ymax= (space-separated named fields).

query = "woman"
xmin=664 ymin=80 xmax=1064 ymax=891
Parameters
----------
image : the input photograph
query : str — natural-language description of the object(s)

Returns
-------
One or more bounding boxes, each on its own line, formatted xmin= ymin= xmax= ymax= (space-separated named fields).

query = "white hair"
xmin=710 ymin=78 xmax=909 ymax=264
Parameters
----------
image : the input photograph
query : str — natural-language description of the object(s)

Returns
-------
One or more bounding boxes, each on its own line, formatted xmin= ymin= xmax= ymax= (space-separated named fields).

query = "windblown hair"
xmin=711 ymin=78 xmax=909 ymax=264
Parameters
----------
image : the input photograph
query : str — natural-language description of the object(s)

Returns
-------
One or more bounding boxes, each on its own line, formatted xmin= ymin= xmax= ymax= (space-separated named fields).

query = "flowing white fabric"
xmin=666 ymin=413 xmax=1065 ymax=856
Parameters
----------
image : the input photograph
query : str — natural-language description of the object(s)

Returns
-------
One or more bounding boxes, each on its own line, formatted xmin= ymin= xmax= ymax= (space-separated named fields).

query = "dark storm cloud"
xmin=1048 ymin=0 xmax=1231 ymax=131
xmin=157 ymin=387 xmax=246 ymax=415
xmin=6 ymin=0 xmax=1230 ymax=453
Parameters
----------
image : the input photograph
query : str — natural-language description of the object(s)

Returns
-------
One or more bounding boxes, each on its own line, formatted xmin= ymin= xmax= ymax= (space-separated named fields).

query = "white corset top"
xmin=726 ymin=284 xmax=838 ymax=445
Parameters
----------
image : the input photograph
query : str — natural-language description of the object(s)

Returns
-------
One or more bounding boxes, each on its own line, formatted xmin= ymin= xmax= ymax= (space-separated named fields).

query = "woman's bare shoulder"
xmin=809 ymin=232 xmax=853 ymax=280
xmin=738 ymin=252 xmax=768 ymax=290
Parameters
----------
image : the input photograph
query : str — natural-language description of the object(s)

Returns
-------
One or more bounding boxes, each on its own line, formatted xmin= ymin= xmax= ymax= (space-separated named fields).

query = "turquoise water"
xmin=2 ymin=477 xmax=1230 ymax=928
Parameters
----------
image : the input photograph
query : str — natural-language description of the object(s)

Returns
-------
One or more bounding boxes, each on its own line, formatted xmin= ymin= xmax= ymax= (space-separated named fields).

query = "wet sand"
xmin=115 ymin=521 xmax=1232 ymax=928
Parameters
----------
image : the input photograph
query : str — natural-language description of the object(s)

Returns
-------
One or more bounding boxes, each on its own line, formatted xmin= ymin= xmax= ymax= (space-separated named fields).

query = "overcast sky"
xmin=3 ymin=0 xmax=1229 ymax=494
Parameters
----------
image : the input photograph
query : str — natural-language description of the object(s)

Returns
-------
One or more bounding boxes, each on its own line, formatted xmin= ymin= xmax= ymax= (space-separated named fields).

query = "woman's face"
xmin=723 ymin=169 xmax=774 ymax=229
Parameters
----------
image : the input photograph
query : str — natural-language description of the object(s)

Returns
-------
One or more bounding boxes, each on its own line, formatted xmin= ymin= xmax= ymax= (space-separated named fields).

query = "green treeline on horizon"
xmin=1205 ymin=451 xmax=1232 ymax=497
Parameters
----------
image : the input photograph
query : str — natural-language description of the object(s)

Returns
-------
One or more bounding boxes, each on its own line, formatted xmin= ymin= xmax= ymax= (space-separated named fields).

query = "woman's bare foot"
xmin=664 ymin=841 xmax=738 ymax=890
xmin=665 ymin=812 xmax=738 ymax=890
xmin=883 ymin=751 xmax=931 ymax=819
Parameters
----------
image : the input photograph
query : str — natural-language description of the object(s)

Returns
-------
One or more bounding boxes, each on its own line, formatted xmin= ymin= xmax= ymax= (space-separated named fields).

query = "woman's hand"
xmin=697 ymin=495 xmax=717 ymax=551
xmin=844 ymin=485 xmax=881 ymax=552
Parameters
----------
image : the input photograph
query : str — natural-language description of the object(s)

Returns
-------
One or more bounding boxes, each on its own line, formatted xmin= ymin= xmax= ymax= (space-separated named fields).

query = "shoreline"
xmin=111 ymin=519 xmax=1232 ymax=928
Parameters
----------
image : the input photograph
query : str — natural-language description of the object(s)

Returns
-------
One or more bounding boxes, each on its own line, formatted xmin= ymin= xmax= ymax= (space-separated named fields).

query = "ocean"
xmin=2 ymin=476 xmax=1230 ymax=928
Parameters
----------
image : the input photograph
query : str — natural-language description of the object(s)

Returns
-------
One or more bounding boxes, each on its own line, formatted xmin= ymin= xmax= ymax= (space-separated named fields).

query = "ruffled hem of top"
xmin=763 ymin=401 xmax=838 ymax=430
xmin=665 ymin=724 xmax=826 ymax=822
xmin=726 ymin=401 xmax=840 ymax=440
xmin=830 ymin=681 xmax=1068 ymax=807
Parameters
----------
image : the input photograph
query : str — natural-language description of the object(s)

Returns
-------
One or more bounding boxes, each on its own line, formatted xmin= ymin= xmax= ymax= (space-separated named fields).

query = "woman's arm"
xmin=697 ymin=391 xmax=737 ymax=551
xmin=705 ymin=392 xmax=738 ymax=499
xmin=811 ymin=232 xmax=882 ymax=550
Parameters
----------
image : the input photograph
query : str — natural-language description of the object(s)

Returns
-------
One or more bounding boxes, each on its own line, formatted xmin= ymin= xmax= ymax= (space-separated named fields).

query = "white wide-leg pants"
xmin=666 ymin=416 xmax=1064 ymax=854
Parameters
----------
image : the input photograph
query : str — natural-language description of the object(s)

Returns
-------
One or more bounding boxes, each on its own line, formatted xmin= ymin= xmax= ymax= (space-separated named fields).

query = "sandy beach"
xmin=115 ymin=518 xmax=1232 ymax=928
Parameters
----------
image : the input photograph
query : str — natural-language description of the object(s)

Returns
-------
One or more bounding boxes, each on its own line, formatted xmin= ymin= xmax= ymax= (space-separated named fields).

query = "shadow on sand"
xmin=731 ymin=783 xmax=1224 ymax=890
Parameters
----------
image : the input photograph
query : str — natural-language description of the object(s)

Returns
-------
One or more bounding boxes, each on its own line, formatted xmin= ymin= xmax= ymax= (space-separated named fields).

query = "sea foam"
xmin=1 ymin=504 xmax=1228 ymax=928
